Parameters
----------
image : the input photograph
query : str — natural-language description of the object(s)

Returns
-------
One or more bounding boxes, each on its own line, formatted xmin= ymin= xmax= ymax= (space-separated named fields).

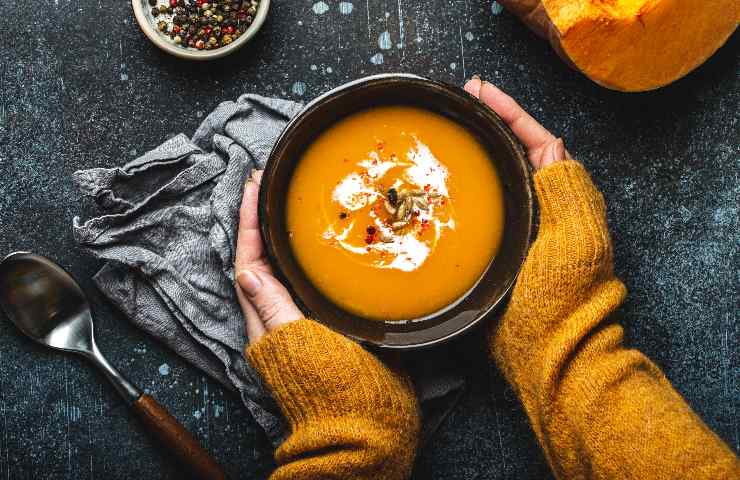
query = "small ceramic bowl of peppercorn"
xmin=132 ymin=0 xmax=269 ymax=60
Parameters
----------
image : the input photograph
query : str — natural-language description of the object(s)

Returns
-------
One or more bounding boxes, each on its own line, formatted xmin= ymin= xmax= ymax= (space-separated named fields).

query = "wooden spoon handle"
xmin=133 ymin=394 xmax=227 ymax=480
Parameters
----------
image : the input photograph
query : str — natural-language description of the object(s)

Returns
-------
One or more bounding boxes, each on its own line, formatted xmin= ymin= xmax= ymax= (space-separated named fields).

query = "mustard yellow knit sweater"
xmin=247 ymin=161 xmax=739 ymax=479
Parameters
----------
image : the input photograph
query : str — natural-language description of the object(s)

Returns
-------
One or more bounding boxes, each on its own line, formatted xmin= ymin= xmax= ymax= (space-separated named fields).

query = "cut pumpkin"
xmin=498 ymin=0 xmax=740 ymax=91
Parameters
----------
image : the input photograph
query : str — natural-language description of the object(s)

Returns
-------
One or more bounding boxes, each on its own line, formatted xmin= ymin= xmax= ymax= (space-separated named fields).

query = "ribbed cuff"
xmin=535 ymin=160 xmax=609 ymax=247
xmin=246 ymin=319 xmax=416 ymax=429
xmin=535 ymin=160 xmax=604 ymax=225
xmin=532 ymin=160 xmax=613 ymax=272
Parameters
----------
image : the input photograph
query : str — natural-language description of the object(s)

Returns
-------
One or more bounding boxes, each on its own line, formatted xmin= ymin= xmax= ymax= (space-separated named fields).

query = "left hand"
xmin=235 ymin=169 xmax=302 ymax=343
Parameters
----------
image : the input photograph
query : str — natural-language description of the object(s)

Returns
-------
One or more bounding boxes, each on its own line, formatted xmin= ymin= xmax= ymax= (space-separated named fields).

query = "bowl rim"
xmin=259 ymin=73 xmax=534 ymax=349
xmin=130 ymin=0 xmax=270 ymax=60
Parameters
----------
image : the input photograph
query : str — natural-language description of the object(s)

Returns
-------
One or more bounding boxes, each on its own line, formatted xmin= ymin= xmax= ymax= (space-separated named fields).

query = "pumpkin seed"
xmin=387 ymin=187 xmax=399 ymax=207
xmin=392 ymin=221 xmax=408 ymax=230
xmin=396 ymin=198 xmax=408 ymax=220
xmin=412 ymin=196 xmax=429 ymax=209
xmin=384 ymin=200 xmax=397 ymax=215
xmin=402 ymin=198 xmax=414 ymax=220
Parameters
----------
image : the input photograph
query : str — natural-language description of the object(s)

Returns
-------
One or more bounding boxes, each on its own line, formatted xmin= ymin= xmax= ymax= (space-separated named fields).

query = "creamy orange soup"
xmin=286 ymin=106 xmax=505 ymax=321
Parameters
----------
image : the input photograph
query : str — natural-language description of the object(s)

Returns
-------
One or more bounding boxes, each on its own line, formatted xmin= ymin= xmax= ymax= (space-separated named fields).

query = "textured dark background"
xmin=0 ymin=1 xmax=738 ymax=479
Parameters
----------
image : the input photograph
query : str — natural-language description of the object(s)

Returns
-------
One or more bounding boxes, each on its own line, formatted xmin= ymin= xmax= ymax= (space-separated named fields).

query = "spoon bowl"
xmin=0 ymin=252 xmax=95 ymax=353
xmin=0 ymin=252 xmax=138 ymax=400
xmin=0 ymin=252 xmax=226 ymax=480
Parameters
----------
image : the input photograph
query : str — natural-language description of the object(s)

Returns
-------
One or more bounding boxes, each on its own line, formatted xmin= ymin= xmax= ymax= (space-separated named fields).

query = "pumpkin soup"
xmin=286 ymin=105 xmax=505 ymax=321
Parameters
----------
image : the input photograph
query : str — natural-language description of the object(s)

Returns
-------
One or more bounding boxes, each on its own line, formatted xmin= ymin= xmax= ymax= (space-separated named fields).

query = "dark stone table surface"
xmin=0 ymin=1 xmax=737 ymax=478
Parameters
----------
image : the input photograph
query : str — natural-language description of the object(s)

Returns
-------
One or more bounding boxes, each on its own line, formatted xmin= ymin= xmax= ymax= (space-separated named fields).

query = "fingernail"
xmin=553 ymin=138 xmax=566 ymax=162
xmin=471 ymin=74 xmax=481 ymax=81
xmin=237 ymin=270 xmax=262 ymax=297
xmin=250 ymin=169 xmax=258 ymax=181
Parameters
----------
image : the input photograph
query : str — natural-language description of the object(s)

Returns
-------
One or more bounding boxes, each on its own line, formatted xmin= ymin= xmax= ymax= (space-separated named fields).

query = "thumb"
xmin=536 ymin=137 xmax=571 ymax=169
xmin=237 ymin=269 xmax=303 ymax=332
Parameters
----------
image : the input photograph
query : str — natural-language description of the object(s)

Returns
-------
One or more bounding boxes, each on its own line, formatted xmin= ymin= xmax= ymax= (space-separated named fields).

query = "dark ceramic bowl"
xmin=259 ymin=74 xmax=533 ymax=349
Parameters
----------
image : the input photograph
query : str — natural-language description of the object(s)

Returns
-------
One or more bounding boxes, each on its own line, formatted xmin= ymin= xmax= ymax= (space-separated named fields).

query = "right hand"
xmin=463 ymin=77 xmax=613 ymax=296
xmin=464 ymin=78 xmax=615 ymax=335
xmin=464 ymin=77 xmax=572 ymax=169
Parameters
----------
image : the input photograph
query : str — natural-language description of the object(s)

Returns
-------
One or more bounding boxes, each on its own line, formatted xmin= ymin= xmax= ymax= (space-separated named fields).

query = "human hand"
xmin=463 ymin=77 xmax=613 ymax=341
xmin=463 ymin=77 xmax=572 ymax=170
xmin=235 ymin=169 xmax=303 ymax=343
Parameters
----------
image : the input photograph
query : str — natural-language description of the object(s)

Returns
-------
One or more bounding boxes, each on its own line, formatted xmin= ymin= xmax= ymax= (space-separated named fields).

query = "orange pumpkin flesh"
xmin=499 ymin=0 xmax=739 ymax=91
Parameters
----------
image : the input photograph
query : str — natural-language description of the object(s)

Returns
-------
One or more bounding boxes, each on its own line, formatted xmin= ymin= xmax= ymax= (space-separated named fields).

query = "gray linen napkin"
xmin=72 ymin=94 xmax=464 ymax=446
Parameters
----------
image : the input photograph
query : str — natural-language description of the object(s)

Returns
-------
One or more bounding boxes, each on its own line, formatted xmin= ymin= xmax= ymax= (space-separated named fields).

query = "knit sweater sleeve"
xmin=491 ymin=160 xmax=740 ymax=479
xmin=246 ymin=319 xmax=420 ymax=480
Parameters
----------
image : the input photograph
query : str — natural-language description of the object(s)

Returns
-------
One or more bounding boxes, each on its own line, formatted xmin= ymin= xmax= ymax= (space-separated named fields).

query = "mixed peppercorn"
xmin=149 ymin=0 xmax=260 ymax=50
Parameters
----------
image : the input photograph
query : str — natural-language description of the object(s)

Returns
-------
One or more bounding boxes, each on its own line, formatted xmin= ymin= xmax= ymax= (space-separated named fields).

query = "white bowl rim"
xmin=131 ymin=0 xmax=270 ymax=60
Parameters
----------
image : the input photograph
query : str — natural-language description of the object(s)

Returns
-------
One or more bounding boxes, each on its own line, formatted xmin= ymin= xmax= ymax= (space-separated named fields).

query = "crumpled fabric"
xmin=72 ymin=94 xmax=465 ymax=446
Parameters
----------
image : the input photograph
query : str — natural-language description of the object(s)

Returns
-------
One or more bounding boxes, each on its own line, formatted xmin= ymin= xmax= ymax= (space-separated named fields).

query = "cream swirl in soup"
xmin=322 ymin=138 xmax=455 ymax=272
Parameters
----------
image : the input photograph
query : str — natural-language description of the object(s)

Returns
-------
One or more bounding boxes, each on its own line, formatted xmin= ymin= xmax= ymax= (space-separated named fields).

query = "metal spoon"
xmin=0 ymin=252 xmax=226 ymax=480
